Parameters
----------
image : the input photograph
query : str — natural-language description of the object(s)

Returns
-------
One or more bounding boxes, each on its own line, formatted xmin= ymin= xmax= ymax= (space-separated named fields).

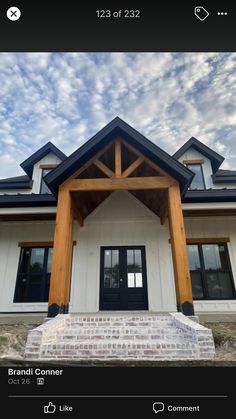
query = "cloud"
xmin=0 ymin=52 xmax=236 ymax=179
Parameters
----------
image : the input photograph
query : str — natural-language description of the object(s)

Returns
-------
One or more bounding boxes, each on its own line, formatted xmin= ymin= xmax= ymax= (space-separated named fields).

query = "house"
xmin=0 ymin=117 xmax=236 ymax=322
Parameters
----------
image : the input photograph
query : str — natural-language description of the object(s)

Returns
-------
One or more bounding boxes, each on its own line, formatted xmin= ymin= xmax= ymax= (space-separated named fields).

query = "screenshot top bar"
xmin=0 ymin=2 xmax=235 ymax=52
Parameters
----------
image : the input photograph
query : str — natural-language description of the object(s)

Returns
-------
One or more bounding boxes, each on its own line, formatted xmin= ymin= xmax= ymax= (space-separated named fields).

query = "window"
xmin=40 ymin=168 xmax=52 ymax=194
xmin=186 ymin=163 xmax=206 ymax=189
xmin=187 ymin=243 xmax=235 ymax=300
xmin=14 ymin=246 xmax=53 ymax=302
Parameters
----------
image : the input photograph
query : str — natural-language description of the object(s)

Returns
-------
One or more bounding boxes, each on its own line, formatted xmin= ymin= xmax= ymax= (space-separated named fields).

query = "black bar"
xmin=0 ymin=1 xmax=235 ymax=51
xmin=1 ymin=367 xmax=235 ymax=418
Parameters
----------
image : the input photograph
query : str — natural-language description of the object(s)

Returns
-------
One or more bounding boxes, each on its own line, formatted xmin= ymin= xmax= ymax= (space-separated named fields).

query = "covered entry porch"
xmin=46 ymin=129 xmax=194 ymax=317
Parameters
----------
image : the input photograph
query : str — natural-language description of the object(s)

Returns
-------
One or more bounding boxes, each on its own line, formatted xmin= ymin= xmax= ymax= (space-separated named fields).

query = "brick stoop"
xmin=24 ymin=313 xmax=215 ymax=360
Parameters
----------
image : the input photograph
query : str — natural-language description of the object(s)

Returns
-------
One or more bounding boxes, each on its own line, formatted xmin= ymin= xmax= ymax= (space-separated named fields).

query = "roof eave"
xmin=0 ymin=194 xmax=57 ymax=208
xmin=0 ymin=180 xmax=33 ymax=190
xmin=183 ymin=189 xmax=236 ymax=203
xmin=212 ymin=175 xmax=236 ymax=184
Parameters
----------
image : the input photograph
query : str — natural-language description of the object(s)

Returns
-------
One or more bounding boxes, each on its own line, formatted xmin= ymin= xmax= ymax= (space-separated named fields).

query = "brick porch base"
xmin=24 ymin=313 xmax=215 ymax=360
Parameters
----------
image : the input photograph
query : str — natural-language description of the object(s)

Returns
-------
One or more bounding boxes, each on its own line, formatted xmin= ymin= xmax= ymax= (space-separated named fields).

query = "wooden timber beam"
xmin=72 ymin=198 xmax=84 ymax=227
xmin=39 ymin=164 xmax=58 ymax=169
xmin=187 ymin=237 xmax=230 ymax=244
xmin=93 ymin=159 xmax=115 ymax=178
xmin=77 ymin=212 xmax=84 ymax=226
xmin=159 ymin=205 xmax=168 ymax=225
xmin=48 ymin=185 xmax=74 ymax=317
xmin=66 ymin=176 xmax=175 ymax=191
xmin=182 ymin=159 xmax=204 ymax=165
xmin=168 ymin=184 xmax=194 ymax=316
xmin=63 ymin=141 xmax=115 ymax=182
xmin=115 ymin=140 xmax=122 ymax=177
xmin=121 ymin=157 xmax=144 ymax=178
xmin=119 ymin=138 xmax=171 ymax=178
xmin=18 ymin=241 xmax=77 ymax=247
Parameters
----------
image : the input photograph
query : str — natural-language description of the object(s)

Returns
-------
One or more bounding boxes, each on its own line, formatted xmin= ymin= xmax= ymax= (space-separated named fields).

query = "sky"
xmin=0 ymin=52 xmax=236 ymax=179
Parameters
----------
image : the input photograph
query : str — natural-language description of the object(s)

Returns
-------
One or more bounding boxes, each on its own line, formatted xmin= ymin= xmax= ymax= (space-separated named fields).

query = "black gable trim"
xmin=0 ymin=175 xmax=33 ymax=190
xmin=20 ymin=141 xmax=67 ymax=178
xmin=173 ymin=137 xmax=224 ymax=173
xmin=45 ymin=117 xmax=194 ymax=196
xmin=183 ymin=189 xmax=236 ymax=203
xmin=0 ymin=194 xmax=57 ymax=208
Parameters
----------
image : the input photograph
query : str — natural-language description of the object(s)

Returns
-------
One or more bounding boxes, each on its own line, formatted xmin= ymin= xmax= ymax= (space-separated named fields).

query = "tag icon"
xmin=194 ymin=6 xmax=209 ymax=21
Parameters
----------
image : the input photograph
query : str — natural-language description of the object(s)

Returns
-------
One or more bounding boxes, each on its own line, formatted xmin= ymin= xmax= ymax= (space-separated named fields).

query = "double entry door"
xmin=100 ymin=246 xmax=148 ymax=310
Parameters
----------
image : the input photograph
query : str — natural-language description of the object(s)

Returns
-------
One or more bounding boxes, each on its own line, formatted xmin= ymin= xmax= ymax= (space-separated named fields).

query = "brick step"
xmin=42 ymin=340 xmax=197 ymax=350
xmin=55 ymin=335 xmax=194 ymax=343
xmin=70 ymin=321 xmax=174 ymax=328
xmin=57 ymin=332 xmax=193 ymax=339
xmin=24 ymin=313 xmax=216 ymax=360
xmin=56 ymin=330 xmax=194 ymax=340
xmin=68 ymin=322 xmax=172 ymax=330
xmin=39 ymin=340 xmax=199 ymax=359
xmin=70 ymin=311 xmax=172 ymax=322
xmin=70 ymin=316 xmax=172 ymax=324
xmin=58 ymin=323 xmax=176 ymax=333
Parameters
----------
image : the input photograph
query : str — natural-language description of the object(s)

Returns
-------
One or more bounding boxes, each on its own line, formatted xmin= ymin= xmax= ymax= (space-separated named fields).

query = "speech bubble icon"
xmin=153 ymin=402 xmax=164 ymax=414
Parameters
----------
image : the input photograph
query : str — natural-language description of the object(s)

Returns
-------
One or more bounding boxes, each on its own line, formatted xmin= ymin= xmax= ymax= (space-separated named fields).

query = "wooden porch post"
xmin=48 ymin=185 xmax=74 ymax=317
xmin=168 ymin=184 xmax=194 ymax=315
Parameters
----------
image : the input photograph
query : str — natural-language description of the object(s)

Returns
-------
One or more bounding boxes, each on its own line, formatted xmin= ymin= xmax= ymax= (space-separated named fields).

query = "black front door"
xmin=100 ymin=246 xmax=148 ymax=310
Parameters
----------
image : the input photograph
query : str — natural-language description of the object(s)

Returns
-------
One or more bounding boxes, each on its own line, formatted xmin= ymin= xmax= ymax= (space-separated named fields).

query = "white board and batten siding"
xmin=70 ymin=191 xmax=177 ymax=313
xmin=0 ymin=191 xmax=177 ymax=313
xmin=1 ymin=191 xmax=236 ymax=314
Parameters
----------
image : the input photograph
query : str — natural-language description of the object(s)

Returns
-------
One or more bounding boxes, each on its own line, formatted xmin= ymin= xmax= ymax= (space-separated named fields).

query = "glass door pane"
xmin=127 ymin=249 xmax=143 ymax=288
xmin=104 ymin=249 xmax=120 ymax=288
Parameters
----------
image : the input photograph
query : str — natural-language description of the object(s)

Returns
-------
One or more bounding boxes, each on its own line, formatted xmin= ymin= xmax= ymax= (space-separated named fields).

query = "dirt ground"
xmin=1 ymin=321 xmax=236 ymax=366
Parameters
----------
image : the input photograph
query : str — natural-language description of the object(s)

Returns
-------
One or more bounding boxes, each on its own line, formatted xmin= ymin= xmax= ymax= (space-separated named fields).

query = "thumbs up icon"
xmin=44 ymin=402 xmax=56 ymax=414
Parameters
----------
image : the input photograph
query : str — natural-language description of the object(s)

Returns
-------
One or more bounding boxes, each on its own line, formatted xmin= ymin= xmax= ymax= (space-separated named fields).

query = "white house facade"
xmin=1 ymin=118 xmax=236 ymax=320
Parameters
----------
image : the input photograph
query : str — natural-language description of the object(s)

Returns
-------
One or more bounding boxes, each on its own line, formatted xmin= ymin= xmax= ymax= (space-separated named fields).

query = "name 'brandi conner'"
xmin=8 ymin=369 xmax=63 ymax=376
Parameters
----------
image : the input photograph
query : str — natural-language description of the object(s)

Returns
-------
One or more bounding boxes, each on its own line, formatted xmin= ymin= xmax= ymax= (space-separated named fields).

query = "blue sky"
xmin=0 ymin=53 xmax=236 ymax=178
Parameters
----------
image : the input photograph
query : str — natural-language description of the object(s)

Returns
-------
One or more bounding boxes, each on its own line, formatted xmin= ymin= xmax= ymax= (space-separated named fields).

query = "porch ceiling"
xmin=71 ymin=189 xmax=167 ymax=220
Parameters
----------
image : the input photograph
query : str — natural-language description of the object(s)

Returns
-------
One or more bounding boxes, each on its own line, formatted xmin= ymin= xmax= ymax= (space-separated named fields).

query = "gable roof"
xmin=21 ymin=141 xmax=67 ymax=178
xmin=173 ymin=137 xmax=224 ymax=173
xmin=0 ymin=174 xmax=32 ymax=190
xmin=45 ymin=117 xmax=194 ymax=196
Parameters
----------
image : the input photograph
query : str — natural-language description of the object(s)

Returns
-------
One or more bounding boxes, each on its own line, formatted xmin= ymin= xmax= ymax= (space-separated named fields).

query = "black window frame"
xmin=186 ymin=163 xmax=206 ymax=190
xmin=40 ymin=168 xmax=52 ymax=194
xmin=188 ymin=242 xmax=236 ymax=300
xmin=14 ymin=246 xmax=53 ymax=303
